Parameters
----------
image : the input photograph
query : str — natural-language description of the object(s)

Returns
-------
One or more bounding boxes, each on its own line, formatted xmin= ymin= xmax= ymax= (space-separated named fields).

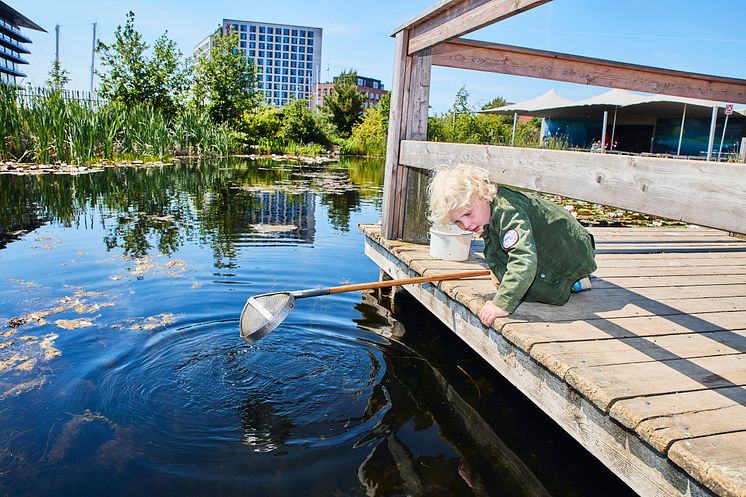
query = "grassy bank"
xmin=0 ymin=85 xmax=240 ymax=165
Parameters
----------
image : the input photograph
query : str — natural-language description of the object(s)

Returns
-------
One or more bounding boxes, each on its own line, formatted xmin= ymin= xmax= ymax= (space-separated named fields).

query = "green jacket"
xmin=481 ymin=187 xmax=597 ymax=313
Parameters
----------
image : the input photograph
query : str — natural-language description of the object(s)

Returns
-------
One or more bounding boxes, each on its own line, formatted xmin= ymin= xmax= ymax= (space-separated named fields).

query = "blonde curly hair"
xmin=427 ymin=164 xmax=497 ymax=226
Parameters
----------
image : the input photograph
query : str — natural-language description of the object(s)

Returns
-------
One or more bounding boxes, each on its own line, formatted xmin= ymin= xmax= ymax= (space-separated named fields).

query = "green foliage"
xmin=191 ymin=28 xmax=260 ymax=126
xmin=0 ymin=84 xmax=241 ymax=164
xmin=279 ymin=99 xmax=328 ymax=146
xmin=239 ymin=106 xmax=282 ymax=144
xmin=346 ymin=105 xmax=387 ymax=157
xmin=322 ymin=70 xmax=365 ymax=137
xmin=46 ymin=60 xmax=70 ymax=90
xmin=427 ymin=86 xmax=537 ymax=147
xmin=96 ymin=11 xmax=189 ymax=119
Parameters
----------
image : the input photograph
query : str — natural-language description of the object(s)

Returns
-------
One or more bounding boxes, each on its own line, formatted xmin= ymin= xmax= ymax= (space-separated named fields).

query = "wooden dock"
xmin=360 ymin=223 xmax=746 ymax=497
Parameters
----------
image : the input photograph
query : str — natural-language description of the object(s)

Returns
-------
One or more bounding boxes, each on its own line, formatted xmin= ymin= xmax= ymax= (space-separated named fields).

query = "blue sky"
xmin=16 ymin=0 xmax=746 ymax=114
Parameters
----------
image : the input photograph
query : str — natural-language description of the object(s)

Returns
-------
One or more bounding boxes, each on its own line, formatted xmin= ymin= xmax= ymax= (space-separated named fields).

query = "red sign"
xmin=725 ymin=104 xmax=734 ymax=115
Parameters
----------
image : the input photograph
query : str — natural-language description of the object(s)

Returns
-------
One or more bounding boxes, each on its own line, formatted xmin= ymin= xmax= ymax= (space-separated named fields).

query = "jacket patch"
xmin=502 ymin=229 xmax=519 ymax=248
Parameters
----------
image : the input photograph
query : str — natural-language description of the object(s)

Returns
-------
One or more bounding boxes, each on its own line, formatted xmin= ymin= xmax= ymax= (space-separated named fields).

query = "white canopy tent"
xmin=483 ymin=88 xmax=739 ymax=158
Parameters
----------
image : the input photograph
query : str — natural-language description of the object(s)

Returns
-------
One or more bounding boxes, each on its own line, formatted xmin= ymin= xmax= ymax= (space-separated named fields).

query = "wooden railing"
xmin=392 ymin=141 xmax=746 ymax=241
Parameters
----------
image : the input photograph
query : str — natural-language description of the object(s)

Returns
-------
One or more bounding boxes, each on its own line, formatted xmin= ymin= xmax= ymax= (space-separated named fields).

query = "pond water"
xmin=0 ymin=158 xmax=636 ymax=497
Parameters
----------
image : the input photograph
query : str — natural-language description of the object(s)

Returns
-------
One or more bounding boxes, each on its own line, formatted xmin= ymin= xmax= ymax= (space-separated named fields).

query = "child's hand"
xmin=479 ymin=301 xmax=510 ymax=327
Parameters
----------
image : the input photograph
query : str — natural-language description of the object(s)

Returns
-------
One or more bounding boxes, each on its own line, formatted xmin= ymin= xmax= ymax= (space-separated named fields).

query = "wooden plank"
xmin=530 ymin=330 xmax=746 ymax=379
xmin=431 ymin=38 xmax=746 ymax=103
xmin=502 ymin=311 xmax=746 ymax=351
xmin=611 ymin=388 xmax=746 ymax=456
xmin=362 ymin=223 xmax=746 ymax=496
xmin=594 ymin=265 xmax=746 ymax=277
xmin=402 ymin=49 xmax=433 ymax=243
xmin=669 ymin=433 xmax=746 ymax=497
xmin=565 ymin=354 xmax=746 ymax=412
xmin=399 ymin=140 xmax=746 ymax=234
xmin=363 ymin=233 xmax=718 ymax=497
xmin=590 ymin=284 xmax=746 ymax=300
xmin=406 ymin=0 xmax=551 ymax=54
xmin=596 ymin=274 xmax=746 ymax=288
xmin=611 ymin=387 xmax=746 ymax=432
xmin=381 ymin=30 xmax=409 ymax=239
xmin=636 ymin=404 xmax=746 ymax=453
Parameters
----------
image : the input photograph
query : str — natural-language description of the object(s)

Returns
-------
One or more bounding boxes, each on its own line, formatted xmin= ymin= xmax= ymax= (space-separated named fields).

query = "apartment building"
xmin=312 ymin=75 xmax=388 ymax=111
xmin=196 ymin=19 xmax=322 ymax=108
xmin=0 ymin=1 xmax=45 ymax=85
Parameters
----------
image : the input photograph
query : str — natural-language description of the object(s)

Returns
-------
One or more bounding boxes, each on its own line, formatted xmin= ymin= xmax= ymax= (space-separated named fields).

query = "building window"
xmin=267 ymin=27 xmax=273 ymax=34
xmin=249 ymin=33 xmax=255 ymax=40
xmin=268 ymin=35 xmax=273 ymax=42
xmin=309 ymin=31 xmax=314 ymax=38
xmin=240 ymin=33 xmax=246 ymax=40
xmin=308 ymin=39 xmax=314 ymax=46
xmin=300 ymin=30 xmax=306 ymax=36
xmin=240 ymin=24 xmax=246 ymax=31
xmin=249 ymin=42 xmax=255 ymax=48
xmin=250 ymin=25 xmax=256 ymax=32
xmin=259 ymin=26 xmax=265 ymax=33
xmin=240 ymin=41 xmax=246 ymax=48
xmin=307 ymin=55 xmax=312 ymax=61
xmin=259 ymin=42 xmax=265 ymax=49
xmin=259 ymin=35 xmax=265 ymax=41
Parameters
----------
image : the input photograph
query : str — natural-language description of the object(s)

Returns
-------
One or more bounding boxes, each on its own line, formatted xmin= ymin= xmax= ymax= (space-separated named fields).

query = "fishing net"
xmin=240 ymin=293 xmax=295 ymax=342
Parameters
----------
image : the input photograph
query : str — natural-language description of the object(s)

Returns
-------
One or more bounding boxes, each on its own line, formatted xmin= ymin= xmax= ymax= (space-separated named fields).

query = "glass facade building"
xmin=0 ymin=1 xmax=45 ymax=85
xmin=196 ymin=19 xmax=322 ymax=108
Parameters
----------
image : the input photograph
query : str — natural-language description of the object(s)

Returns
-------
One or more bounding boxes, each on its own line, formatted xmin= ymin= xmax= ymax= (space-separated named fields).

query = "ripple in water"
xmin=89 ymin=319 xmax=393 ymax=474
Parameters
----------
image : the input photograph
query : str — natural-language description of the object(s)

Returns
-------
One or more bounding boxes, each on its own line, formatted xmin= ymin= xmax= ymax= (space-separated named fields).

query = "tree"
xmin=96 ymin=11 xmax=189 ymax=118
xmin=47 ymin=60 xmax=70 ymax=90
xmin=348 ymin=104 xmax=387 ymax=156
xmin=279 ymin=99 xmax=328 ymax=145
xmin=323 ymin=70 xmax=365 ymax=137
xmin=191 ymin=28 xmax=260 ymax=126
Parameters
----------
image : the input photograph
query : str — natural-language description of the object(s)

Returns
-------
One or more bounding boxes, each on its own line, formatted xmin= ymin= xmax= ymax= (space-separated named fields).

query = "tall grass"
xmin=0 ymin=84 xmax=242 ymax=165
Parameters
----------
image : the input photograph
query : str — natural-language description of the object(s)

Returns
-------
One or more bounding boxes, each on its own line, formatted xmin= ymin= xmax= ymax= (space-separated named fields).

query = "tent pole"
xmin=609 ymin=107 xmax=618 ymax=152
xmin=601 ymin=111 xmax=608 ymax=153
xmin=706 ymin=106 xmax=718 ymax=161
xmin=676 ymin=104 xmax=687 ymax=156
xmin=511 ymin=112 xmax=517 ymax=145
xmin=717 ymin=113 xmax=730 ymax=162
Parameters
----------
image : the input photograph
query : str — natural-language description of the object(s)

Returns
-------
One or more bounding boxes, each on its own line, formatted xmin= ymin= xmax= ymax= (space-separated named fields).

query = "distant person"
xmin=427 ymin=164 xmax=596 ymax=327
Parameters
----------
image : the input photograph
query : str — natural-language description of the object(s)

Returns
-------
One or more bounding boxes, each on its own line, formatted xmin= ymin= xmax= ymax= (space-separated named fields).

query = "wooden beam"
xmin=381 ymin=30 xmax=433 ymax=241
xmin=432 ymin=38 xmax=746 ymax=104
xmin=404 ymin=0 xmax=550 ymax=55
xmin=399 ymin=140 xmax=746 ymax=234
xmin=381 ymin=31 xmax=410 ymax=240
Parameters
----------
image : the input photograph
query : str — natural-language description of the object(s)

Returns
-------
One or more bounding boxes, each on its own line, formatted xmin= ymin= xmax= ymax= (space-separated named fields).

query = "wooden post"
xmin=382 ymin=29 xmax=432 ymax=242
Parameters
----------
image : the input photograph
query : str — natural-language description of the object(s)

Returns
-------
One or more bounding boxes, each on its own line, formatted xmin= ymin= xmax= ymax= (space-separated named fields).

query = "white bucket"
xmin=429 ymin=224 xmax=473 ymax=261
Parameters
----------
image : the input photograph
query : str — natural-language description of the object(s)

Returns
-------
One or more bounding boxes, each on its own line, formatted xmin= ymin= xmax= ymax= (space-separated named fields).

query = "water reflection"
xmin=0 ymin=157 xmax=634 ymax=497
xmin=0 ymin=157 xmax=383 ymax=258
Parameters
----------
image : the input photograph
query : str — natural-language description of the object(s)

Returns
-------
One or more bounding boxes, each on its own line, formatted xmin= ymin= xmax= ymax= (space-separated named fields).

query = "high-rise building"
xmin=312 ymin=75 xmax=388 ymax=111
xmin=195 ymin=20 xmax=322 ymax=108
xmin=0 ymin=1 xmax=45 ymax=85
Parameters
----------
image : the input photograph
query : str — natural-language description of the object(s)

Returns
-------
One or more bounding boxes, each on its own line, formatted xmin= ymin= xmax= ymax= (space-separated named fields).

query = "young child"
xmin=428 ymin=164 xmax=596 ymax=327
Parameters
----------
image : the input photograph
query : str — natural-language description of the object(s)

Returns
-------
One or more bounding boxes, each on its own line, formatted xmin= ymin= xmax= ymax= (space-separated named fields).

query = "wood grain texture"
xmin=399 ymin=140 xmax=746 ymax=234
xmin=431 ymin=38 xmax=746 ymax=103
xmin=360 ymin=223 xmax=746 ymax=497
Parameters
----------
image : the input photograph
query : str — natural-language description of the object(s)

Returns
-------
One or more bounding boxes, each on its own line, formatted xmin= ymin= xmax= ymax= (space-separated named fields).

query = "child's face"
xmin=450 ymin=196 xmax=491 ymax=235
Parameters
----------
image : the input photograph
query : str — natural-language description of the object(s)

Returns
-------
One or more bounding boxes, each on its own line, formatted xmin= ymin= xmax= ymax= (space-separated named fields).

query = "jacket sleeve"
xmin=492 ymin=202 xmax=538 ymax=313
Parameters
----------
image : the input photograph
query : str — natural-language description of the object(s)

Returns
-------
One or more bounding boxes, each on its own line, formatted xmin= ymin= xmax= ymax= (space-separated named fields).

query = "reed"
xmin=0 ymin=84 xmax=244 ymax=165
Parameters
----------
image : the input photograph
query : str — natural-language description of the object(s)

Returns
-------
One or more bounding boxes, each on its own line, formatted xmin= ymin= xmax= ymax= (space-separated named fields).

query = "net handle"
xmin=291 ymin=269 xmax=491 ymax=298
